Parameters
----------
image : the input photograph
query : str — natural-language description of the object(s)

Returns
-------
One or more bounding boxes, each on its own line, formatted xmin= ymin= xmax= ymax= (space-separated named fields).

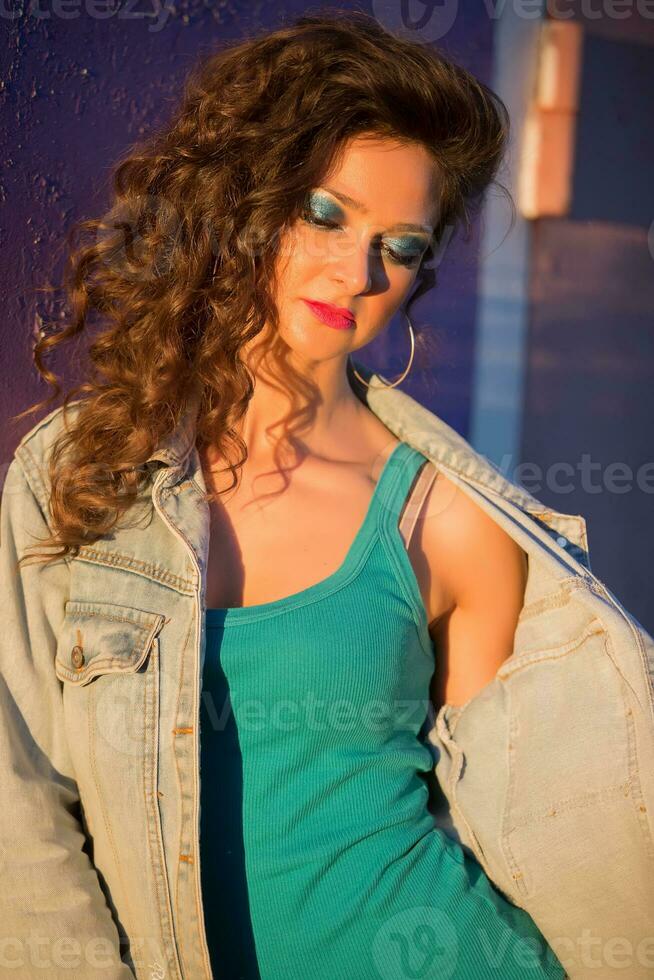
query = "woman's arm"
xmin=419 ymin=469 xmax=528 ymax=709
xmin=0 ymin=456 xmax=134 ymax=980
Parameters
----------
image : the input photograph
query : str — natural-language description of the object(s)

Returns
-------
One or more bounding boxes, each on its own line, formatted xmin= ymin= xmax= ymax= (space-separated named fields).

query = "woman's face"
xmin=270 ymin=135 xmax=439 ymax=370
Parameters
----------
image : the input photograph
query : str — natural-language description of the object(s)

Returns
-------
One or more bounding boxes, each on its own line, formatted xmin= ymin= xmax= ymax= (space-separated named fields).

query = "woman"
xmin=5 ymin=10 xmax=630 ymax=979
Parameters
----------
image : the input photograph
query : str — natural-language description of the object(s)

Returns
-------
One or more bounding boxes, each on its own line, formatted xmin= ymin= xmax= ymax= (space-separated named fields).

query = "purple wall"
xmin=521 ymin=25 xmax=654 ymax=633
xmin=1 ymin=1 xmax=493 ymax=462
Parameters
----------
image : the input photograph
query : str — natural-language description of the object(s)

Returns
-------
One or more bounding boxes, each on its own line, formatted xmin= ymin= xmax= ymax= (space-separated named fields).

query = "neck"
xmin=233 ymin=341 xmax=370 ymax=460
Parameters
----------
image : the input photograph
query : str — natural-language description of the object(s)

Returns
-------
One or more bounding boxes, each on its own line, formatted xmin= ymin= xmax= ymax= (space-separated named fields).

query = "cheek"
xmin=378 ymin=266 xmax=419 ymax=311
xmin=356 ymin=269 xmax=417 ymax=339
xmin=274 ymin=228 xmax=319 ymax=297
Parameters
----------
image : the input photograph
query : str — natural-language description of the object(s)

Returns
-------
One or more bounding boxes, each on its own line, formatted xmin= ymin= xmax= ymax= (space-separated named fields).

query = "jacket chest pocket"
xmin=55 ymin=599 xmax=166 ymax=687
xmin=55 ymin=599 xmax=168 ymax=769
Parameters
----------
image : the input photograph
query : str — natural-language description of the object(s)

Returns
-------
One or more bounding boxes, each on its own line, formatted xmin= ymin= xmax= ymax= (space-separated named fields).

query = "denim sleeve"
xmin=0 ymin=456 xmax=135 ymax=979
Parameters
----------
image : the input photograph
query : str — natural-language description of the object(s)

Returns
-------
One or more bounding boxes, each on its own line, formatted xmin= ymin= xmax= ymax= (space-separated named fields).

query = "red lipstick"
xmin=302 ymin=299 xmax=356 ymax=331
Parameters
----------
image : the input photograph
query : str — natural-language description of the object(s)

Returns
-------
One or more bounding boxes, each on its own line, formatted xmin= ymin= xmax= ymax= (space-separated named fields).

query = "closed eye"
xmin=301 ymin=211 xmax=423 ymax=269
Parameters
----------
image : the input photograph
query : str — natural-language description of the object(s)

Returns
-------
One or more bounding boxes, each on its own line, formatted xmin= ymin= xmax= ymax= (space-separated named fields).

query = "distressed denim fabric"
xmin=1 ymin=363 xmax=652 ymax=979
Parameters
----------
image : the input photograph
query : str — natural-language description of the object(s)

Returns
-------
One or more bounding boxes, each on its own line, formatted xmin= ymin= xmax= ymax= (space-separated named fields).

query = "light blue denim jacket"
xmin=1 ymin=368 xmax=653 ymax=980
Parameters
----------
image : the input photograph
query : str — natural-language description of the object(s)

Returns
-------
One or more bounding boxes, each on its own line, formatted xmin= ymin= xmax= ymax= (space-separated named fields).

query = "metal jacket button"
xmin=71 ymin=645 xmax=85 ymax=670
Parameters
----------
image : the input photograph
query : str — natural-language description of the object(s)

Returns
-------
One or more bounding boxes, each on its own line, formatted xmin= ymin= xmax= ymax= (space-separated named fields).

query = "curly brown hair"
xmin=12 ymin=7 xmax=512 ymax=567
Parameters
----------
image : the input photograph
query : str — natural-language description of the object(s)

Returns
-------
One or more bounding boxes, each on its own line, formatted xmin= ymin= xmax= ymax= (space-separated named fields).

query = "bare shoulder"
xmin=418 ymin=465 xmax=528 ymax=615
xmin=416 ymin=464 xmax=528 ymax=707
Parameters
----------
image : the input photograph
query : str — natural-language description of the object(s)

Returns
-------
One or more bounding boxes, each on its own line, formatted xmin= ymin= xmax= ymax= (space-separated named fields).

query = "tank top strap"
xmin=373 ymin=441 xmax=432 ymax=536
xmin=398 ymin=456 xmax=439 ymax=549
xmin=374 ymin=442 xmax=435 ymax=637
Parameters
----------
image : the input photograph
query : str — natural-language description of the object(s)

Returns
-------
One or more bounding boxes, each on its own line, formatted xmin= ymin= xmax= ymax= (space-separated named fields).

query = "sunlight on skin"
xmin=235 ymin=134 xmax=442 ymax=458
xmin=202 ymin=136 xmax=527 ymax=712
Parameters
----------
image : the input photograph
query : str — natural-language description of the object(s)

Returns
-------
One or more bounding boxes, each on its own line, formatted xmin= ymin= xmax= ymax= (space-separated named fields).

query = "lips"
xmin=302 ymin=299 xmax=356 ymax=331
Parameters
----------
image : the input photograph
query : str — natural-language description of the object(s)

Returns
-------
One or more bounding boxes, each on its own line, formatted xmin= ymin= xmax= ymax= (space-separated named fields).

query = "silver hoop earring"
xmin=350 ymin=308 xmax=416 ymax=389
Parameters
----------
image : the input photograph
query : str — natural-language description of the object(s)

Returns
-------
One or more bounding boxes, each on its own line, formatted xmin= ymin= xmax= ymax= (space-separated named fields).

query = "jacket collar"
xmin=145 ymin=362 xmax=544 ymax=516
xmin=361 ymin=370 xmax=544 ymax=514
xmin=145 ymin=390 xmax=201 ymax=469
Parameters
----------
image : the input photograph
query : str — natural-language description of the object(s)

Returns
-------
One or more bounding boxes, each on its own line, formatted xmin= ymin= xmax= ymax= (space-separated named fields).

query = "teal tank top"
xmin=199 ymin=440 xmax=565 ymax=980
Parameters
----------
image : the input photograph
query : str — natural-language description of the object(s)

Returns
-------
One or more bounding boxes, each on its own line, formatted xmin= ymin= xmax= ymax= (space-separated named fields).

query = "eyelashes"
xmin=300 ymin=208 xmax=423 ymax=269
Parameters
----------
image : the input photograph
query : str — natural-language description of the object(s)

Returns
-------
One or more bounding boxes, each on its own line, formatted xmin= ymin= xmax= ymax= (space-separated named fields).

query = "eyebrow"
xmin=321 ymin=185 xmax=434 ymax=235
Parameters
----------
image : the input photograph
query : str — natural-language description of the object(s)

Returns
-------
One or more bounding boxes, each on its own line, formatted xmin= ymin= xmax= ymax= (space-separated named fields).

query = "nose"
xmin=329 ymin=229 xmax=373 ymax=295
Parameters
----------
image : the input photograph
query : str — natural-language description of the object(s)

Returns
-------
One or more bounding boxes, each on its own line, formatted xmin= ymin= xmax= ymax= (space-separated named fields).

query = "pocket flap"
xmin=55 ymin=599 xmax=166 ymax=686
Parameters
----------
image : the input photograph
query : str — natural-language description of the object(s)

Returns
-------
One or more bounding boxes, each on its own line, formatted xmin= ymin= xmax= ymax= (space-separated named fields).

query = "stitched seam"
xmin=152 ymin=477 xmax=211 ymax=978
xmin=517 ymin=584 xmax=576 ymax=621
xmin=56 ymin=619 xmax=157 ymax=682
xmin=589 ymin=579 xmax=654 ymax=720
xmin=514 ymin=585 xmax=646 ymax=709
xmin=615 ymin=638 xmax=654 ymax=862
xmin=67 ymin=610 xmax=152 ymax=628
xmin=152 ymin=509 xmax=200 ymax=592
xmin=191 ymin=598 xmax=212 ymax=980
xmin=166 ymin=480 xmax=195 ymax=496
xmin=498 ymin=620 xmax=604 ymax=676
xmin=144 ymin=641 xmax=184 ymax=979
xmin=88 ymin=676 xmax=136 ymax=935
xmin=507 ymin=782 xmax=633 ymax=831
xmin=15 ymin=443 xmax=51 ymax=519
xmin=58 ymin=660 xmax=143 ymax=683
xmin=212 ymin=533 xmax=381 ymax=626
xmin=75 ymin=547 xmax=196 ymax=592
xmin=173 ymin=613 xmax=195 ymax=980
xmin=373 ymin=418 xmax=523 ymax=504
xmin=143 ymin=645 xmax=163 ymax=965
xmin=74 ymin=555 xmax=195 ymax=596
xmin=501 ymin=690 xmax=528 ymax=897
xmin=435 ymin=712 xmax=489 ymax=871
